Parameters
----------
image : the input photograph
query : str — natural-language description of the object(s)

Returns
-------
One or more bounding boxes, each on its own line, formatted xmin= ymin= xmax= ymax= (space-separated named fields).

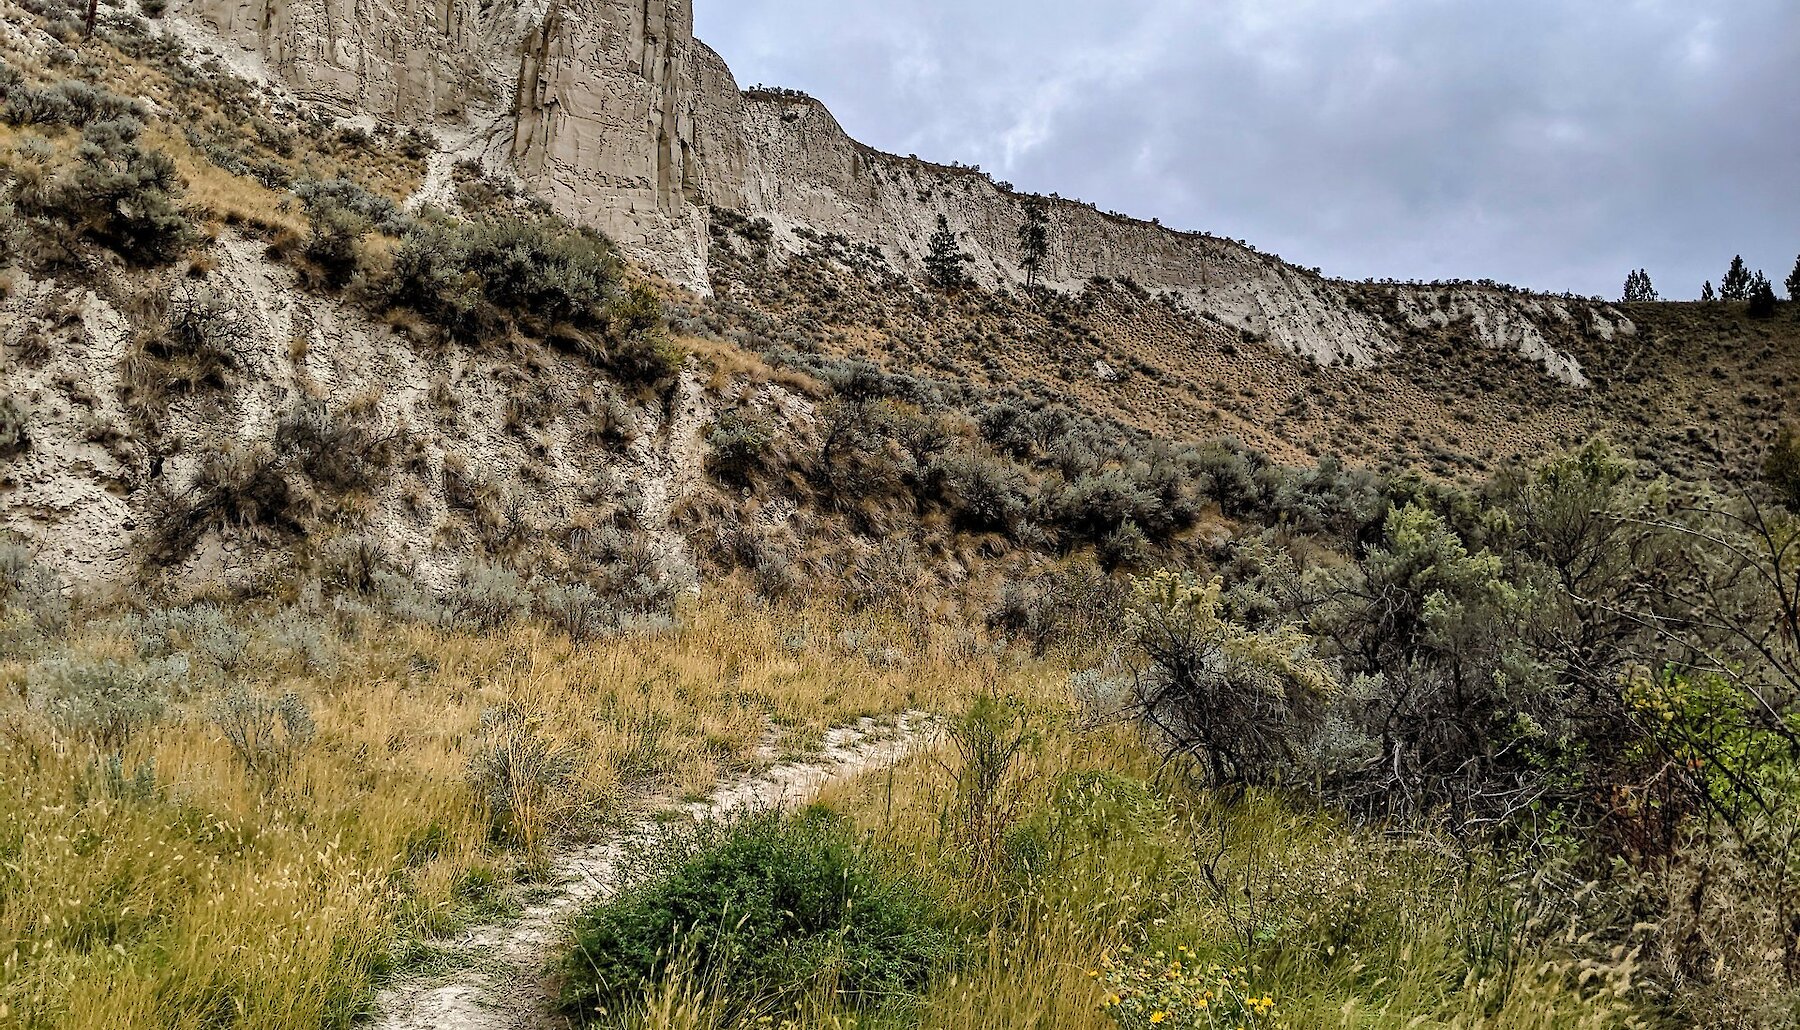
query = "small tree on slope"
xmin=1749 ymin=271 xmax=1779 ymax=319
xmin=1722 ymin=255 xmax=1752 ymax=302
xmin=1017 ymin=200 xmax=1050 ymax=290
xmin=924 ymin=214 xmax=973 ymax=291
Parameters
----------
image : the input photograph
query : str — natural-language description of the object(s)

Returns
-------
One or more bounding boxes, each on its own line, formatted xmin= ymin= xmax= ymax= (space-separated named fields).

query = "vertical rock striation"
xmin=511 ymin=0 xmax=712 ymax=286
xmin=173 ymin=0 xmax=537 ymax=118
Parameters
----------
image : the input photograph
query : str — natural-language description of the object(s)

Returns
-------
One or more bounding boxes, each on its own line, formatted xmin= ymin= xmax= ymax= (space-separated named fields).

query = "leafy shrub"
xmin=561 ymin=811 xmax=956 ymax=1019
xmin=0 ymin=538 xmax=67 ymax=635
xmin=935 ymin=450 xmax=1029 ymax=534
xmin=1123 ymin=572 xmax=1337 ymax=786
xmin=0 ymin=392 xmax=29 ymax=457
xmin=292 ymin=179 xmax=408 ymax=288
xmin=603 ymin=322 xmax=685 ymax=392
xmin=385 ymin=211 xmax=623 ymax=340
xmin=563 ymin=521 xmax=699 ymax=620
xmin=705 ymin=410 xmax=773 ymax=487
xmin=31 ymin=657 xmax=178 ymax=752
xmin=1097 ymin=518 xmax=1151 ymax=572
xmin=467 ymin=701 xmax=576 ymax=847
xmin=132 ymin=603 xmax=250 ymax=672
xmin=1766 ymin=425 xmax=1800 ymax=511
xmin=17 ymin=117 xmax=190 ymax=265
xmin=292 ymin=178 xmax=409 ymax=235
xmin=300 ymin=197 xmax=368 ymax=288
xmin=1051 ymin=469 xmax=1163 ymax=544
xmin=1 ymin=79 xmax=143 ymax=128
xmin=212 ymin=686 xmax=316 ymax=778
xmin=449 ymin=561 xmax=533 ymax=630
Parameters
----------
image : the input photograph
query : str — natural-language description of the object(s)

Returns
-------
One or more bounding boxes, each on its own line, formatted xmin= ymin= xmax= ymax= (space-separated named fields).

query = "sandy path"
xmin=369 ymin=714 xmax=933 ymax=1030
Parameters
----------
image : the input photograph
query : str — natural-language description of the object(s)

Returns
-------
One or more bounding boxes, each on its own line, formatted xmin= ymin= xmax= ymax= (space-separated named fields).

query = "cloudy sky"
xmin=695 ymin=1 xmax=1800 ymax=300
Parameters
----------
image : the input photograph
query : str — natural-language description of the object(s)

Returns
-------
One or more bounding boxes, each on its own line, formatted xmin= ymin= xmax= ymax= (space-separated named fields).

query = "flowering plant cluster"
xmin=1095 ymin=946 xmax=1277 ymax=1029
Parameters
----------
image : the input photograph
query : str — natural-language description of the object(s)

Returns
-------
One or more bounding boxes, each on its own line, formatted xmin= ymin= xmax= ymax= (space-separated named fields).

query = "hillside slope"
xmin=2 ymin=0 xmax=1796 ymax=595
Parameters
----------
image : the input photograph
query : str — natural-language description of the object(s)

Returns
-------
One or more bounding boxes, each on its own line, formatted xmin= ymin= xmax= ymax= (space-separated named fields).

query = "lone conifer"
xmin=1017 ymin=201 xmax=1050 ymax=290
xmin=1722 ymin=255 xmax=1752 ymax=302
xmin=1749 ymin=272 xmax=1779 ymax=319
xmin=924 ymin=214 xmax=973 ymax=291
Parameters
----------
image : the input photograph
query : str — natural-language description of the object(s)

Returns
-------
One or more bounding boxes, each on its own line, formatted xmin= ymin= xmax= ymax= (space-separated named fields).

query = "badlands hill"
xmin=9 ymin=6 xmax=1800 ymax=1030
xmin=0 ymin=0 xmax=1794 ymax=590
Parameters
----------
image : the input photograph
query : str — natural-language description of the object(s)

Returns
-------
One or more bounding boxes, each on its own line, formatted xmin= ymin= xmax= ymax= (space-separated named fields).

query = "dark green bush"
xmin=1 ymin=79 xmax=144 ymax=129
xmin=292 ymin=178 xmax=409 ymax=235
xmin=935 ymin=450 xmax=1029 ymax=534
xmin=1051 ymin=469 xmax=1163 ymax=543
xmin=292 ymin=179 xmax=411 ymax=289
xmin=705 ymin=410 xmax=773 ymax=487
xmin=300 ymin=200 xmax=368 ymax=289
xmin=1766 ymin=425 xmax=1800 ymax=511
xmin=560 ymin=811 xmax=956 ymax=1019
xmin=19 ymin=118 xmax=190 ymax=265
xmin=385 ymin=211 xmax=627 ymax=343
xmin=0 ymin=392 xmax=29 ymax=457
xmin=602 ymin=320 xmax=685 ymax=392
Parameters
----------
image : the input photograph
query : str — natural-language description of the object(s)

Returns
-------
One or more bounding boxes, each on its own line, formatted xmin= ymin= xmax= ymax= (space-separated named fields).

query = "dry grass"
xmin=699 ymin=241 xmax=1800 ymax=487
xmin=0 ymin=600 xmax=953 ymax=1030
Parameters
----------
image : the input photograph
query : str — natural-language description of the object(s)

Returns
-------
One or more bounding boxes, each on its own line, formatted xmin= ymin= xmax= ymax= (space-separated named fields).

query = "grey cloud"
xmin=696 ymin=0 xmax=1800 ymax=299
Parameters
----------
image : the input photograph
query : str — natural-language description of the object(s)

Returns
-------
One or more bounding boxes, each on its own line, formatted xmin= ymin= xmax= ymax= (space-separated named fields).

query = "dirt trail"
xmin=369 ymin=714 xmax=933 ymax=1030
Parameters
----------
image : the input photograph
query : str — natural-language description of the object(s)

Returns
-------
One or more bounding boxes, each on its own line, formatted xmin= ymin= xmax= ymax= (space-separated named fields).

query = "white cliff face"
xmin=164 ymin=0 xmax=1614 ymax=380
xmin=170 ymin=0 xmax=541 ymax=118
xmin=510 ymin=0 xmax=714 ymax=287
